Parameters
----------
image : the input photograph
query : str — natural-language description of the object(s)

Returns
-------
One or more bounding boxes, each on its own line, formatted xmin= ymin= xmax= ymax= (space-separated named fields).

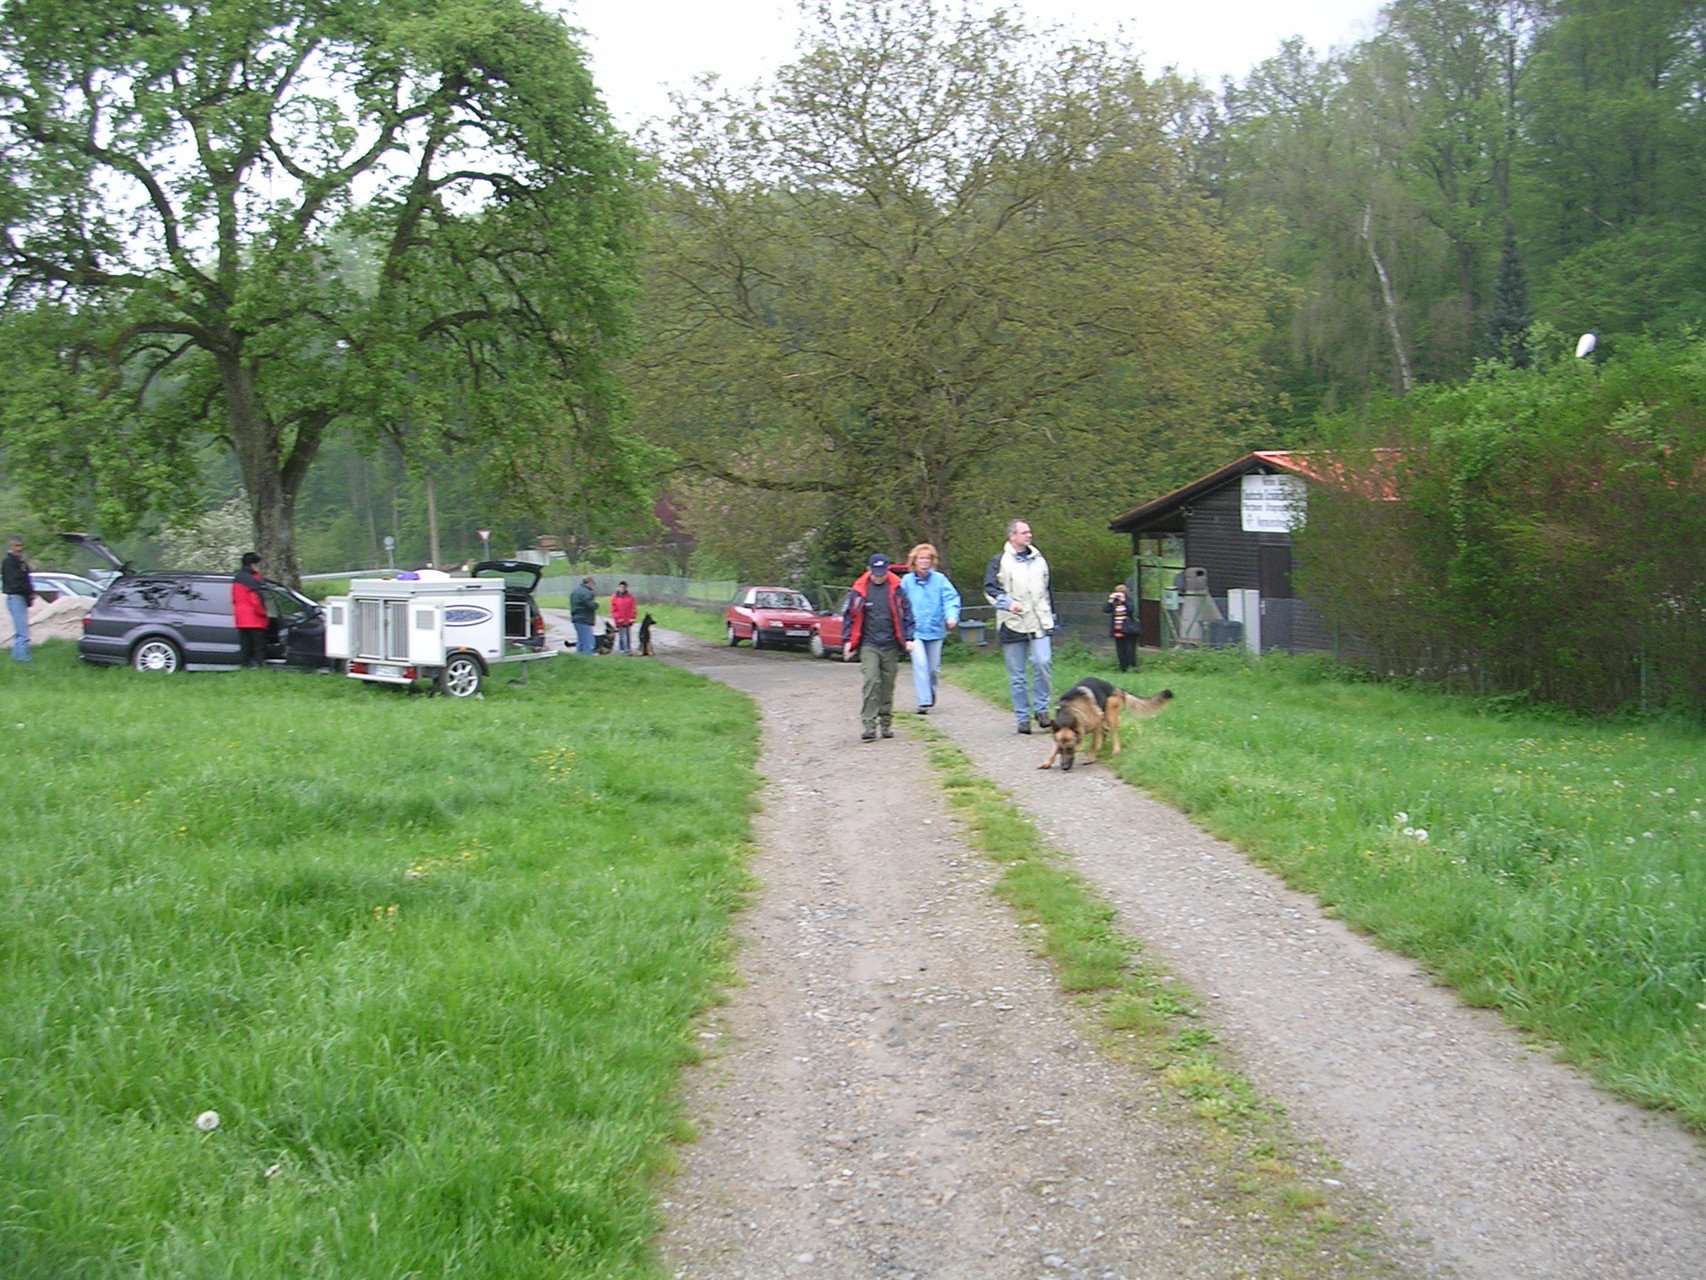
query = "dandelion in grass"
xmin=195 ymin=1111 xmax=220 ymax=1132
xmin=1413 ymin=829 xmax=1429 ymax=843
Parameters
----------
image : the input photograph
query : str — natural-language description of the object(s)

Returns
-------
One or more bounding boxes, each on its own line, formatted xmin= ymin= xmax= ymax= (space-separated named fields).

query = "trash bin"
xmin=1205 ymin=619 xmax=1244 ymax=648
xmin=959 ymin=621 xmax=988 ymax=646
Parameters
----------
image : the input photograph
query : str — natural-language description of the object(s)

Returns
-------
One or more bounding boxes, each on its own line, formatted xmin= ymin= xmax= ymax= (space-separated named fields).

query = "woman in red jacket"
xmin=232 ymin=553 xmax=269 ymax=668
xmin=609 ymin=581 xmax=638 ymax=655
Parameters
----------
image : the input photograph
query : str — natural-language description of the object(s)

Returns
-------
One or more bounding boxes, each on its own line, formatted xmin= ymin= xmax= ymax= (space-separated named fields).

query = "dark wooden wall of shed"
xmin=1183 ymin=481 xmax=1295 ymax=598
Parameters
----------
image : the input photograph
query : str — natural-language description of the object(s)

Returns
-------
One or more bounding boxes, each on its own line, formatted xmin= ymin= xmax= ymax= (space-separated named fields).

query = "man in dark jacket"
xmin=232 ymin=553 xmax=269 ymax=668
xmin=842 ymin=553 xmax=915 ymax=741
xmin=569 ymin=577 xmax=598 ymax=654
xmin=4 ymin=535 xmax=34 ymax=663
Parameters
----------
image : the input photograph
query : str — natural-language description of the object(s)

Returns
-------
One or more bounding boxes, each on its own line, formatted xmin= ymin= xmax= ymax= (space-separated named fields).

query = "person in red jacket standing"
xmin=841 ymin=553 xmax=915 ymax=741
xmin=232 ymin=552 xmax=269 ymax=668
xmin=609 ymin=580 xmax=638 ymax=655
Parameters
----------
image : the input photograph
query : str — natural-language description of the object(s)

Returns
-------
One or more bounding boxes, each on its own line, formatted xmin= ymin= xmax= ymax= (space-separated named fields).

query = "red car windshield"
xmin=752 ymin=591 xmax=812 ymax=612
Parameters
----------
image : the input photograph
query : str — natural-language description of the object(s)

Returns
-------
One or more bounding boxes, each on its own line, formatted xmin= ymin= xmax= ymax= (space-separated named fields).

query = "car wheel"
xmin=726 ymin=623 xmax=740 ymax=647
xmin=438 ymin=653 xmax=483 ymax=698
xmin=810 ymin=631 xmax=826 ymax=659
xmin=751 ymin=626 xmax=764 ymax=650
xmin=131 ymin=637 xmax=182 ymax=674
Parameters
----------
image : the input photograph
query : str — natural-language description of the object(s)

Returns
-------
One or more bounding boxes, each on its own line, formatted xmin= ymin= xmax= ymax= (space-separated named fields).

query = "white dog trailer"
xmin=324 ymin=576 xmax=551 ymax=697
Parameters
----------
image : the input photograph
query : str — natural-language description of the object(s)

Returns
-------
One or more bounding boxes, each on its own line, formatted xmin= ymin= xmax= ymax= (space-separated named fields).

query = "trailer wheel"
xmin=438 ymin=653 xmax=484 ymax=698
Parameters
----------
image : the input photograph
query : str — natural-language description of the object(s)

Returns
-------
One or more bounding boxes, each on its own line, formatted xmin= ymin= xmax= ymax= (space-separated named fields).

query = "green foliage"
xmin=0 ymin=644 xmax=758 ymax=1278
xmin=1295 ymin=334 xmax=1706 ymax=713
xmin=0 ymin=0 xmax=647 ymax=582
xmin=636 ymin=0 xmax=1280 ymax=576
xmin=1210 ymin=0 xmax=1706 ymax=417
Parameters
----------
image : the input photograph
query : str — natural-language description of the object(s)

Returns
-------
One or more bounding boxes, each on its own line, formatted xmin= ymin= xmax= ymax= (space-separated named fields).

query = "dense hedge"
xmin=1295 ymin=335 xmax=1706 ymax=714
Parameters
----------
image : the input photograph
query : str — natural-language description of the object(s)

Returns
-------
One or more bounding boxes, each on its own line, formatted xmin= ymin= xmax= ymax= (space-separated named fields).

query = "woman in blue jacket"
xmin=899 ymin=543 xmax=961 ymax=713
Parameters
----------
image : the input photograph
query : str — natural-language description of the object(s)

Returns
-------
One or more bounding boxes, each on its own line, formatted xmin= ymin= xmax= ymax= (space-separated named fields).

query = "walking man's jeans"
xmin=909 ymin=637 xmax=943 ymax=708
xmin=1003 ymin=633 xmax=1052 ymax=723
xmin=860 ymin=645 xmax=901 ymax=730
xmin=6 ymin=593 xmax=30 ymax=662
xmin=574 ymin=622 xmax=596 ymax=654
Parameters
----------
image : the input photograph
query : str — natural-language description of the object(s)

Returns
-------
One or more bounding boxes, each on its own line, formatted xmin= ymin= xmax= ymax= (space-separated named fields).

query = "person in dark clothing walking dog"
xmin=842 ymin=553 xmax=914 ymax=741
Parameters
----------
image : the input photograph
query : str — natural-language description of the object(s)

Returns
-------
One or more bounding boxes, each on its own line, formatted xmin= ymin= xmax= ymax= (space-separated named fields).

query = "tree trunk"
xmin=218 ymin=353 xmax=307 ymax=586
xmin=1361 ymin=202 xmax=1415 ymax=394
xmin=425 ymin=472 xmax=442 ymax=569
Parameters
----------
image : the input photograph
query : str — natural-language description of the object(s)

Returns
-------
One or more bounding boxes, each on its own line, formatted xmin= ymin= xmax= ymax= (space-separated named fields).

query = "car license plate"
xmin=786 ymin=629 xmax=810 ymax=636
xmin=372 ymin=663 xmax=405 ymax=679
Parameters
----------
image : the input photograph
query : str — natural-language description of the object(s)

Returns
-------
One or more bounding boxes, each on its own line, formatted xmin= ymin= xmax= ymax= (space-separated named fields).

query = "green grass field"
xmin=951 ymin=644 xmax=1706 ymax=1132
xmin=0 ymin=644 xmax=758 ymax=1279
xmin=9 ymin=621 xmax=1705 ymax=1275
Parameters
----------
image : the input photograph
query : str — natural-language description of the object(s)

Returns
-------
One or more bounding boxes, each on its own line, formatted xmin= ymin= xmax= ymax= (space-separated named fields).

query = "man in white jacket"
xmin=982 ymin=519 xmax=1057 ymax=734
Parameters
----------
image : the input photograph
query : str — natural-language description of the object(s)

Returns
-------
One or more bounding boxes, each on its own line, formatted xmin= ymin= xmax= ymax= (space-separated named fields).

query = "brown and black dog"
xmin=1038 ymin=677 xmax=1173 ymax=771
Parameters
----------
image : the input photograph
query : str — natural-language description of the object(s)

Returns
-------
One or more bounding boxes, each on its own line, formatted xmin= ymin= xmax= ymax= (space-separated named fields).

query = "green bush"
xmin=1296 ymin=335 xmax=1706 ymax=714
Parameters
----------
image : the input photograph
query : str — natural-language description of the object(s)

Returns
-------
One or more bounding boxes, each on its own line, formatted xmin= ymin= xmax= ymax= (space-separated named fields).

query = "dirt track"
xmin=648 ymin=628 xmax=1706 ymax=1280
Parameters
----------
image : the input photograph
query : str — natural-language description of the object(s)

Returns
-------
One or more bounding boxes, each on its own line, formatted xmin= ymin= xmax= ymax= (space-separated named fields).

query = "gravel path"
xmin=649 ymin=630 xmax=1706 ymax=1280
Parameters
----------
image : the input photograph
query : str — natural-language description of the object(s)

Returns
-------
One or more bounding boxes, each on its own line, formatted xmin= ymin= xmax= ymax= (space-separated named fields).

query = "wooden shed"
xmin=1107 ymin=451 xmax=1398 ymax=654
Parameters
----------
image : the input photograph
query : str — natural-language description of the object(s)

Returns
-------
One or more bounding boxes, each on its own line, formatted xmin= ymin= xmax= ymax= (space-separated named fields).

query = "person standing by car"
xmin=232 ymin=553 xmax=269 ymax=668
xmin=899 ymin=543 xmax=959 ymax=714
xmin=983 ymin=518 xmax=1056 ymax=734
xmin=609 ymin=581 xmax=638 ymax=655
xmin=1104 ymin=582 xmax=1141 ymax=672
xmin=569 ymin=577 xmax=599 ymax=654
xmin=4 ymin=535 xmax=34 ymax=662
xmin=843 ymin=553 xmax=914 ymax=741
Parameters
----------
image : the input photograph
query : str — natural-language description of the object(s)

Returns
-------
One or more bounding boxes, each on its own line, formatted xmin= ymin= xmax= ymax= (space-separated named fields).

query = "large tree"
xmin=638 ymin=0 xmax=1280 ymax=571
xmin=0 ymin=0 xmax=643 ymax=580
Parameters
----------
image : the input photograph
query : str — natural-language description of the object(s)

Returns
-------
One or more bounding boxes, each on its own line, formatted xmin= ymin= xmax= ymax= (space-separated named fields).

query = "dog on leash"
xmin=638 ymin=614 xmax=655 ymax=656
xmin=1038 ymin=677 xmax=1173 ymax=771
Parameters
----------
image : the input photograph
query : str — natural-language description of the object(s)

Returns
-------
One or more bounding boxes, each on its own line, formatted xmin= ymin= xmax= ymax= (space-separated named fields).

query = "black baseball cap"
xmin=867 ymin=554 xmax=890 ymax=573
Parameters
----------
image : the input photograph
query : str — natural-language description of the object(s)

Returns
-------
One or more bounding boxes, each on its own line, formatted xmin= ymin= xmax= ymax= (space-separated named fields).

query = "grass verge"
xmin=949 ymin=643 xmax=1706 ymax=1133
xmin=909 ymin=720 xmax=1397 ymax=1277
xmin=0 ymin=643 xmax=759 ymax=1279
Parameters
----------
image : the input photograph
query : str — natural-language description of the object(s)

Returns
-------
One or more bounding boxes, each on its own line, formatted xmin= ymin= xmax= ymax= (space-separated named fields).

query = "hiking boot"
xmin=1016 ymin=721 xmax=1032 ymax=734
xmin=1036 ymin=712 xmax=1052 ymax=728
xmin=860 ymin=729 xmax=877 ymax=742
xmin=916 ymin=705 xmax=930 ymax=715
xmin=880 ymin=727 xmax=894 ymax=739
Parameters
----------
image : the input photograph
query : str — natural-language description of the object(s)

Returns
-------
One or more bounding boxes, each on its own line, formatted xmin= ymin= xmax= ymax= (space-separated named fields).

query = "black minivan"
xmin=66 ymin=535 xmax=327 ymax=673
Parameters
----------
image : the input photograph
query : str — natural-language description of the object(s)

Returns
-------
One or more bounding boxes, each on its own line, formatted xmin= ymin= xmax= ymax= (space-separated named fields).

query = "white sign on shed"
xmin=1241 ymin=473 xmax=1307 ymax=533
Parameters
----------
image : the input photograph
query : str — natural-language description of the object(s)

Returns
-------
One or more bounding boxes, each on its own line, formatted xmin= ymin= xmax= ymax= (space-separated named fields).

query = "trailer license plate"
xmin=373 ymin=663 xmax=405 ymax=680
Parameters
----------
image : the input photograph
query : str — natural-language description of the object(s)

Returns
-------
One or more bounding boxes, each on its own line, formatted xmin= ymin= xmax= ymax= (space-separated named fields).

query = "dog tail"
xmin=1121 ymin=688 xmax=1174 ymax=719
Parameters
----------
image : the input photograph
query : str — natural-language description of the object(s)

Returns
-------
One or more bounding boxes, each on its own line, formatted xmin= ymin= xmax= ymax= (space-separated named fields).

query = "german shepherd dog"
xmin=638 ymin=614 xmax=655 ymax=656
xmin=1039 ymin=678 xmax=1173 ymax=771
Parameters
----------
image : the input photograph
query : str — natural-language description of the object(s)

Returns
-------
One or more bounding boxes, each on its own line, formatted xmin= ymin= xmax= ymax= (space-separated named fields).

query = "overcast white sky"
xmin=550 ymin=1 xmax=1386 ymax=129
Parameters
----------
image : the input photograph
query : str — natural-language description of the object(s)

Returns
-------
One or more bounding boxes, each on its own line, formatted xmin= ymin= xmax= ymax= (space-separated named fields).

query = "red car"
xmin=724 ymin=586 xmax=823 ymax=650
xmin=808 ymin=590 xmax=853 ymax=658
